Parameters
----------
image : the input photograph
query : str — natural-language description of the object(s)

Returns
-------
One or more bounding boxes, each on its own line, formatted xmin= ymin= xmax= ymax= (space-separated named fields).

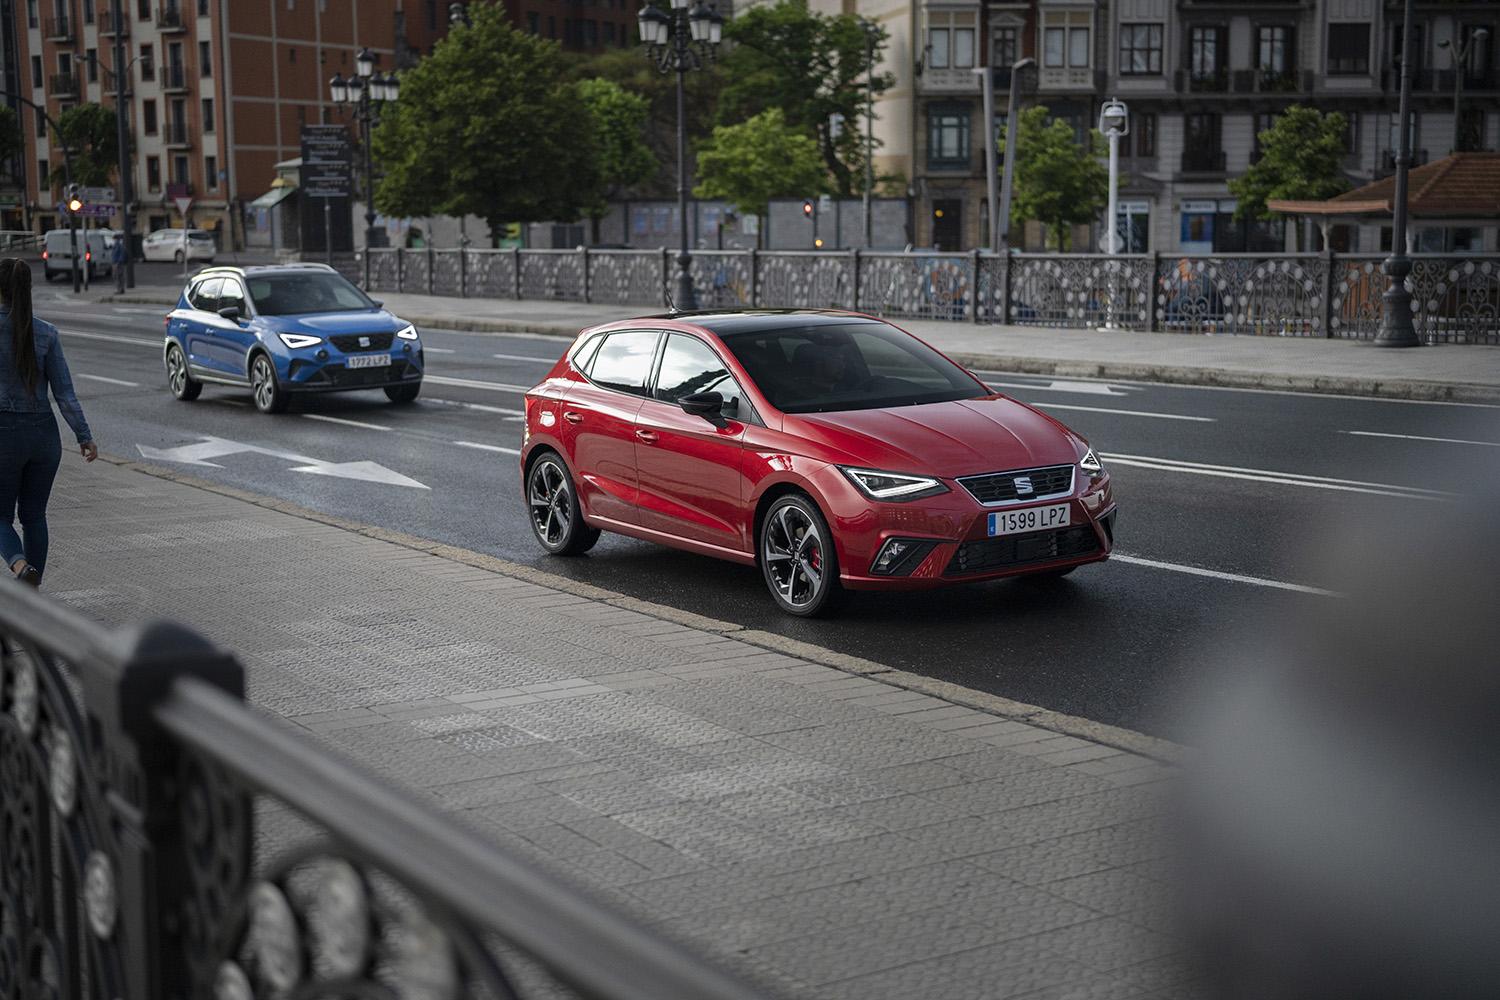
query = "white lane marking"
xmin=422 ymin=346 xmax=457 ymax=354
xmin=1035 ymin=402 xmax=1214 ymax=422
xmin=61 ymin=329 xmax=161 ymax=348
xmin=424 ymin=374 xmax=530 ymax=393
xmin=1343 ymin=430 xmax=1500 ymax=448
xmin=1101 ymin=452 xmax=1450 ymax=500
xmin=1112 ymin=553 xmax=1340 ymax=597
xmin=138 ymin=436 xmax=427 ymax=488
xmin=425 ymin=398 xmax=525 ymax=416
xmin=987 ymin=379 xmax=1128 ymax=396
xmin=454 ymin=441 xmax=521 ymax=455
xmin=110 ymin=306 xmax=173 ymax=316
xmin=75 ymin=373 xmax=141 ymax=387
xmin=302 ymin=414 xmax=392 ymax=432
xmin=493 ymin=352 xmax=556 ymax=363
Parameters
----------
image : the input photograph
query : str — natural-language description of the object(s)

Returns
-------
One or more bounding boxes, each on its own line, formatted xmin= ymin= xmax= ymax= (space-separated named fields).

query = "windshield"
xmin=246 ymin=272 xmax=375 ymax=316
xmin=720 ymin=321 xmax=986 ymax=414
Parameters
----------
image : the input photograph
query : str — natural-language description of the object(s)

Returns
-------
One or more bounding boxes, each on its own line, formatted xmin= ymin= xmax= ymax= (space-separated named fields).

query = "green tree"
xmin=717 ymin=0 xmax=892 ymax=197
xmin=372 ymin=4 xmax=599 ymax=244
xmin=1229 ymin=105 xmax=1350 ymax=249
xmin=1000 ymin=106 xmax=1109 ymax=251
xmin=577 ymin=78 xmax=657 ymax=243
xmin=53 ymin=103 xmax=118 ymax=189
xmin=694 ymin=109 xmax=827 ymax=245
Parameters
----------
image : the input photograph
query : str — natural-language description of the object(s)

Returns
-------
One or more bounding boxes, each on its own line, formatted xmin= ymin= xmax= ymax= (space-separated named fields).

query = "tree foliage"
xmin=694 ymin=109 xmax=827 ymax=223
xmin=371 ymin=4 xmax=599 ymax=242
xmin=717 ymin=0 xmax=892 ymax=197
xmin=577 ymin=77 xmax=657 ymax=231
xmin=53 ymin=104 xmax=118 ymax=188
xmin=1230 ymin=105 xmax=1350 ymax=226
xmin=1000 ymin=106 xmax=1109 ymax=251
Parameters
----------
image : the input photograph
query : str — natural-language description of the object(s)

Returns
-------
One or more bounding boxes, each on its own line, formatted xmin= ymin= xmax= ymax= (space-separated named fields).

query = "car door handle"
xmin=635 ymin=429 xmax=659 ymax=444
xmin=562 ymin=411 xmax=583 ymax=424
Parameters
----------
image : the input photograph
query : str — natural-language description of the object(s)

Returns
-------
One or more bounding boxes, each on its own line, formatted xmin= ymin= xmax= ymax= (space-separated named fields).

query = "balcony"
xmin=1178 ymin=68 xmax=1230 ymax=93
xmin=48 ymin=72 xmax=80 ymax=98
xmin=164 ymin=120 xmax=192 ymax=148
xmin=43 ymin=15 xmax=74 ymax=41
xmin=1180 ymin=149 xmax=1227 ymax=175
xmin=99 ymin=9 xmax=129 ymax=35
xmin=156 ymin=5 xmax=187 ymax=31
xmin=918 ymin=65 xmax=980 ymax=93
xmin=161 ymin=64 xmax=190 ymax=92
xmin=102 ymin=68 xmax=133 ymax=96
xmin=1037 ymin=65 xmax=1100 ymax=91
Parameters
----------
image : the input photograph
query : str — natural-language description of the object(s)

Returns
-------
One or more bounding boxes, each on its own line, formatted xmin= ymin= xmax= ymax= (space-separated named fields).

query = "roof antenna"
xmin=663 ymin=284 xmax=679 ymax=315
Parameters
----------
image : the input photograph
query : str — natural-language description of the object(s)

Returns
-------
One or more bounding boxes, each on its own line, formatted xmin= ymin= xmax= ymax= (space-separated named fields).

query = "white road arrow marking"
xmin=137 ymin=436 xmax=428 ymax=489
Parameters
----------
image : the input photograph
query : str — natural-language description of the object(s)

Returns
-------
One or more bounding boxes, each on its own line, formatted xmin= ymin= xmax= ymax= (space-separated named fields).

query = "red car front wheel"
xmin=760 ymin=494 xmax=842 ymax=617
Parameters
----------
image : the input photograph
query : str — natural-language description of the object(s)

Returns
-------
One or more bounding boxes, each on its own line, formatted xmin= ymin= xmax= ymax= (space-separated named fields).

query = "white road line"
xmin=1343 ymin=430 xmax=1500 ymax=448
xmin=424 ymin=374 xmax=530 ymax=393
xmin=493 ymin=352 xmax=556 ymax=363
xmin=75 ymin=373 xmax=141 ymax=387
xmin=302 ymin=414 xmax=392 ymax=432
xmin=453 ymin=441 xmax=521 ymax=455
xmin=425 ymin=398 xmax=525 ymax=416
xmin=422 ymin=346 xmax=457 ymax=354
xmin=1100 ymin=451 xmax=1450 ymax=500
xmin=1035 ymin=402 xmax=1214 ymax=422
xmin=110 ymin=306 xmax=173 ymax=316
xmin=1112 ymin=553 xmax=1340 ymax=597
xmin=60 ymin=329 xmax=161 ymax=348
xmin=987 ymin=379 xmax=1128 ymax=396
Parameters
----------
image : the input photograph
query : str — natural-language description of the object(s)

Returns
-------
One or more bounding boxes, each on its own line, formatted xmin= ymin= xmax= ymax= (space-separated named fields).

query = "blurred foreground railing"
xmin=352 ymin=246 xmax=1500 ymax=344
xmin=0 ymin=582 xmax=766 ymax=1000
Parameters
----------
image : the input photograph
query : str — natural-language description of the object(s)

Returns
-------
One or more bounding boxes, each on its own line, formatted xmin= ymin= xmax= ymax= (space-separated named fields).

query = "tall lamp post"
xmin=639 ymin=0 xmax=723 ymax=311
xmin=1097 ymin=99 xmax=1129 ymax=330
xmin=861 ymin=18 xmax=879 ymax=249
xmin=109 ymin=0 xmax=136 ymax=288
xmin=995 ymin=57 xmax=1035 ymax=252
xmin=1375 ymin=0 xmax=1420 ymax=347
xmin=1438 ymin=27 xmax=1489 ymax=153
xmin=330 ymin=50 xmax=399 ymax=286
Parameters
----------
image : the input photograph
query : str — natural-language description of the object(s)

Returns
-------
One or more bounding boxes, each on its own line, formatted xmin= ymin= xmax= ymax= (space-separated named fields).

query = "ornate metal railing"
xmin=351 ymin=247 xmax=1500 ymax=344
xmin=0 ymin=583 xmax=765 ymax=1000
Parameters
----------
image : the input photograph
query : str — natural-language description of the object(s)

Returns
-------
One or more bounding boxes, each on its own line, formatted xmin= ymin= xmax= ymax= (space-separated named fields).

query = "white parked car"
xmin=41 ymin=228 xmax=116 ymax=282
xmin=143 ymin=228 xmax=216 ymax=264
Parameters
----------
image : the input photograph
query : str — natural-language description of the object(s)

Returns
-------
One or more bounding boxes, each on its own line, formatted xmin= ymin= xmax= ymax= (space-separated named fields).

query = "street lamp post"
xmin=861 ymin=18 xmax=879 ymax=249
xmin=995 ymin=57 xmax=1035 ymax=252
xmin=330 ymin=50 xmax=400 ymax=287
xmin=1438 ymin=27 xmax=1489 ymax=153
xmin=639 ymin=0 xmax=722 ymax=311
xmin=1375 ymin=0 xmax=1421 ymax=348
xmin=109 ymin=0 xmax=136 ymax=289
xmin=1097 ymin=99 xmax=1129 ymax=331
xmin=1 ymin=89 xmax=80 ymax=292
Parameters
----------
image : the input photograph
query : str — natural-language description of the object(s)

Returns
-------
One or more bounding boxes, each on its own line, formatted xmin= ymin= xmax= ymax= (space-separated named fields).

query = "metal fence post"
xmin=427 ymin=245 xmax=435 ymax=296
xmin=1322 ymin=248 xmax=1336 ymax=337
xmin=749 ymin=249 xmax=759 ymax=308
xmin=363 ymin=247 xmax=371 ymax=290
xmin=513 ymin=247 xmax=522 ymax=300
xmin=1146 ymin=251 xmax=1162 ymax=331
xmin=582 ymin=247 xmax=591 ymax=304
xmin=969 ymin=249 xmax=981 ymax=324
xmin=396 ymin=248 xmax=404 ymax=293
xmin=998 ymin=253 xmax=1012 ymax=325
xmin=850 ymin=249 xmax=861 ymax=312
xmin=661 ymin=247 xmax=670 ymax=307
xmin=459 ymin=248 xmax=468 ymax=298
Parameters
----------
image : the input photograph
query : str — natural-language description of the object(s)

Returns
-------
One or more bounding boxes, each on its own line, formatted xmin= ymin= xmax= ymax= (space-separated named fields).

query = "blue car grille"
xmin=329 ymin=332 xmax=394 ymax=352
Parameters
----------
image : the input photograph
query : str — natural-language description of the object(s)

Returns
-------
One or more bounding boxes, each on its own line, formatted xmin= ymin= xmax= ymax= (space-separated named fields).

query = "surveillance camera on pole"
xmin=1097 ymin=98 xmax=1129 ymax=330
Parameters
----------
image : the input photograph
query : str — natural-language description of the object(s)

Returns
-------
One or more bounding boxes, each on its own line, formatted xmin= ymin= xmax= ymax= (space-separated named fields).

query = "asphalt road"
xmin=39 ymin=292 xmax=1500 ymax=738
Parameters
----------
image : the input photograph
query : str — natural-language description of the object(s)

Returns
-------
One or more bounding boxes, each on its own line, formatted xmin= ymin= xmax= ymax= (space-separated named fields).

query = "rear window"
xmin=720 ymin=322 xmax=985 ymax=414
xmin=586 ymin=330 xmax=658 ymax=397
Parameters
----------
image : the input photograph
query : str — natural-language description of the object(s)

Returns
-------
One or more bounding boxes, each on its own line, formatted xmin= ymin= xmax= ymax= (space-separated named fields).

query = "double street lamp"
xmin=329 ymin=49 xmax=400 ymax=269
xmin=1438 ymin=27 xmax=1490 ymax=153
xmin=639 ymin=0 xmax=723 ymax=311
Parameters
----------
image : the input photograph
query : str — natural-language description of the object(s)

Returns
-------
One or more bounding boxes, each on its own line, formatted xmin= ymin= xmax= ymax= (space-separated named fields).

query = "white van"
xmin=41 ymin=229 xmax=116 ymax=282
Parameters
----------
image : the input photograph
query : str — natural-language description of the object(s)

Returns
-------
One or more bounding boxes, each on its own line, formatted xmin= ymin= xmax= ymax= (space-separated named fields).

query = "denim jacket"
xmin=0 ymin=307 xmax=93 ymax=444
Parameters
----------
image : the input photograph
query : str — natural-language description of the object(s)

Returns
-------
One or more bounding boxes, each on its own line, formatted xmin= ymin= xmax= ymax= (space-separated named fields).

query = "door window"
xmin=654 ymin=334 xmax=749 ymax=421
xmin=587 ymin=330 xmax=658 ymax=396
xmin=218 ymin=280 xmax=246 ymax=317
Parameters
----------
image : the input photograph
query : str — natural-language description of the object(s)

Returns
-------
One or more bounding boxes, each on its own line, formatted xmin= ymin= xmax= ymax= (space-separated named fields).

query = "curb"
xmin=98 ymin=452 xmax=1183 ymax=764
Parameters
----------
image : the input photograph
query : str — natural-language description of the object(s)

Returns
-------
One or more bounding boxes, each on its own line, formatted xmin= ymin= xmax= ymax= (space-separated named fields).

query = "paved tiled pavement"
xmin=44 ymin=458 xmax=1191 ymax=999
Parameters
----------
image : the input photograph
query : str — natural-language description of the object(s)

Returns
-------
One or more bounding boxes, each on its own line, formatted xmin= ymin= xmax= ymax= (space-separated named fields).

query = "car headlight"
xmin=278 ymin=333 xmax=322 ymax=349
xmin=395 ymin=324 xmax=419 ymax=341
xmin=1079 ymin=448 xmax=1104 ymax=477
xmin=839 ymin=467 xmax=949 ymax=502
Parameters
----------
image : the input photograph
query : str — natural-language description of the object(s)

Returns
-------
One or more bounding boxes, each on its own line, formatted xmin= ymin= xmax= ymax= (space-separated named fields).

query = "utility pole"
xmin=995 ymin=58 xmax=1035 ymax=252
xmin=110 ymin=0 xmax=135 ymax=288
xmin=862 ymin=19 xmax=878 ymax=249
xmin=976 ymin=65 xmax=998 ymax=252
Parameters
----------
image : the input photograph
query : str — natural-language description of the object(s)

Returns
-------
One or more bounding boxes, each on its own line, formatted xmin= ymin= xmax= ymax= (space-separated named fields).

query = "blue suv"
xmin=162 ymin=264 xmax=424 ymax=413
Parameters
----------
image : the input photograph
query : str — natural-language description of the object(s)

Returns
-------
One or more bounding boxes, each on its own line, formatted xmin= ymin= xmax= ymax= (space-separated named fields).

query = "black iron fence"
xmin=356 ymin=247 xmax=1500 ymax=345
xmin=0 ymin=582 xmax=766 ymax=999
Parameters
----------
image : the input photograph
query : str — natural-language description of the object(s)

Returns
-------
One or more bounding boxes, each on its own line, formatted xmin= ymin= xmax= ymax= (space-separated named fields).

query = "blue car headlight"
xmin=395 ymin=324 xmax=419 ymax=341
xmin=278 ymin=332 xmax=322 ymax=349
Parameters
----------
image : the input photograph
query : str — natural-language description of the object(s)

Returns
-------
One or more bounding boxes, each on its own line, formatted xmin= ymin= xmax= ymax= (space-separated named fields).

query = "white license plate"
xmin=988 ymin=503 xmax=1071 ymax=537
xmin=346 ymin=353 xmax=390 ymax=369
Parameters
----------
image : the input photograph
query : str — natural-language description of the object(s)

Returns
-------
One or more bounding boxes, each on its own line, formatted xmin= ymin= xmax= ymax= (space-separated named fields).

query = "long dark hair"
xmin=0 ymin=257 xmax=38 ymax=393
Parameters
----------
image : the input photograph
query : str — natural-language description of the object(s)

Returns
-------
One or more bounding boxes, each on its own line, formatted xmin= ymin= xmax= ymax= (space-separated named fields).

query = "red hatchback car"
xmin=521 ymin=311 xmax=1115 ymax=616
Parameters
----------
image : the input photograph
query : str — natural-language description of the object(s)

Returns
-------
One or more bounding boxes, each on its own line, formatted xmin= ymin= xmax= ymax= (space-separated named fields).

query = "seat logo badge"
xmin=358 ymin=335 xmax=371 ymax=348
xmin=1014 ymin=476 xmax=1033 ymax=494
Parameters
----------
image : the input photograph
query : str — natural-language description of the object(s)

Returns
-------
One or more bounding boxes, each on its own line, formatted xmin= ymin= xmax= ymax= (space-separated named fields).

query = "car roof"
xmin=189 ymin=263 xmax=341 ymax=280
xmin=643 ymin=310 xmax=885 ymax=336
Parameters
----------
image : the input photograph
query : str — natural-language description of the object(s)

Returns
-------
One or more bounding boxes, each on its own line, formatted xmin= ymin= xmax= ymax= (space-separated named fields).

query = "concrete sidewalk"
xmin=103 ymin=277 xmax=1500 ymax=402
xmin=43 ymin=456 xmax=1190 ymax=999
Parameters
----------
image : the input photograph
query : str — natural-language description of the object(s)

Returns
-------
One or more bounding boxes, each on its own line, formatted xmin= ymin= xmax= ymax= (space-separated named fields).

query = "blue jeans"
xmin=0 ymin=411 xmax=63 ymax=579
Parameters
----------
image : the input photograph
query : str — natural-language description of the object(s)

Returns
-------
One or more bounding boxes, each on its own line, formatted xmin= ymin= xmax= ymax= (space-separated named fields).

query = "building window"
xmin=1252 ymin=112 xmax=1277 ymax=161
xmin=929 ymin=27 xmax=950 ymax=69
xmin=140 ymin=45 xmax=154 ymax=80
xmin=84 ymin=0 xmax=95 ymax=23
xmin=1459 ymin=24 xmax=1493 ymax=85
xmin=147 ymin=156 xmax=161 ymax=191
xmin=603 ymin=21 xmax=615 ymax=44
xmin=38 ymin=160 xmax=49 ymax=189
xmin=173 ymin=155 xmax=189 ymax=185
xmin=206 ymin=156 xmax=218 ymax=189
xmin=584 ymin=19 xmax=598 ymax=47
xmin=1135 ymin=112 xmax=1156 ymax=157
xmin=547 ymin=16 xmax=555 ymax=38
xmin=1069 ymin=24 xmax=1090 ymax=67
xmin=954 ymin=28 xmax=975 ymax=68
xmin=928 ymin=13 xmax=977 ymax=71
xmin=1387 ymin=113 xmax=1418 ymax=155
xmin=1116 ymin=201 xmax=1149 ymax=252
xmin=198 ymin=0 xmax=209 ymax=13
xmin=993 ymin=26 xmax=1017 ymax=68
xmin=927 ymin=106 xmax=971 ymax=167
xmin=138 ymin=0 xmax=149 ymax=19
xmin=86 ymin=49 xmax=99 ymax=83
xmin=1119 ymin=24 xmax=1163 ymax=75
xmin=27 ymin=0 xmax=36 ymax=28
xmin=200 ymin=41 xmax=212 ymax=76
xmin=31 ymin=56 xmax=42 ymax=89
xmin=1257 ymin=26 xmax=1290 ymax=72
xmin=527 ymin=11 xmax=538 ymax=33
xmin=1190 ymin=25 xmax=1226 ymax=80
xmin=1042 ymin=11 xmax=1092 ymax=69
xmin=144 ymin=100 xmax=157 ymax=134
xmin=35 ymin=110 xmax=46 ymax=138
xmin=288 ymin=47 xmax=296 ymax=63
xmin=202 ymin=97 xmax=215 ymax=131
xmin=1327 ymin=23 xmax=1370 ymax=75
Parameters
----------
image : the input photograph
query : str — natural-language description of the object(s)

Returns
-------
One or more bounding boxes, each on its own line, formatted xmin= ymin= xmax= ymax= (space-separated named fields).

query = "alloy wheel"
xmin=528 ymin=459 xmax=572 ymax=547
xmin=167 ymin=348 xmax=187 ymax=395
xmin=763 ymin=503 xmax=825 ymax=610
xmin=252 ymin=357 xmax=275 ymax=410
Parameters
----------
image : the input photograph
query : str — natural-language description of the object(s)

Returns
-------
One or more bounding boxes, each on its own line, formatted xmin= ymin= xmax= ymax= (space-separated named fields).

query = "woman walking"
xmin=0 ymin=257 xmax=96 ymax=587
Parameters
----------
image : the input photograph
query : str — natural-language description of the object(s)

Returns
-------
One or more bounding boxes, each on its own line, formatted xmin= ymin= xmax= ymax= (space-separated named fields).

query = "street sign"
xmin=174 ymin=196 xmax=193 ymax=215
xmin=78 ymin=204 xmax=117 ymax=218
xmin=300 ymin=124 xmax=352 ymax=199
xmin=80 ymin=186 xmax=115 ymax=202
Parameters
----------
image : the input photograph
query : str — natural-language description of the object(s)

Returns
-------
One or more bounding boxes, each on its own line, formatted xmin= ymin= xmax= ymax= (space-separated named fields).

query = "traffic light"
xmin=65 ymin=184 xmax=83 ymax=213
xmin=802 ymin=199 xmax=814 ymax=218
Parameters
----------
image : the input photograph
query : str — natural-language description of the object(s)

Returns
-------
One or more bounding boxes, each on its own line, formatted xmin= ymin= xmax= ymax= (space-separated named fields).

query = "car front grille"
xmin=314 ymin=360 xmax=415 ymax=388
xmin=958 ymin=464 xmax=1074 ymax=505
xmin=946 ymin=524 xmax=1100 ymax=576
xmin=329 ymin=332 xmax=395 ymax=352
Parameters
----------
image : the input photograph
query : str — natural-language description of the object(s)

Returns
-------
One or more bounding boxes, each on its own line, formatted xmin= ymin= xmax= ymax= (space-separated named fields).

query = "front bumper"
xmin=807 ymin=464 xmax=1115 ymax=591
xmin=280 ymin=346 xmax=425 ymax=393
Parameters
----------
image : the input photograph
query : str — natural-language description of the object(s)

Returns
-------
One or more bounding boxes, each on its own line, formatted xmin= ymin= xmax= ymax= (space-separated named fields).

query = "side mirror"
xmin=370 ymin=299 xmax=384 ymax=309
xmin=218 ymin=305 xmax=242 ymax=321
xmin=678 ymin=390 xmax=723 ymax=417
